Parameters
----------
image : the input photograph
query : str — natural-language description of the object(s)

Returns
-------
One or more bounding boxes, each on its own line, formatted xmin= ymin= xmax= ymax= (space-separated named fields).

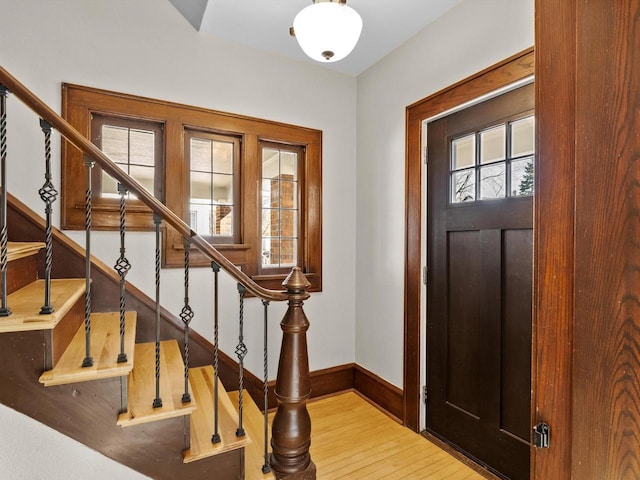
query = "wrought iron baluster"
xmin=114 ymin=183 xmax=130 ymax=363
xmin=180 ymin=237 xmax=194 ymax=404
xmin=235 ymin=283 xmax=247 ymax=437
xmin=81 ymin=158 xmax=94 ymax=368
xmin=38 ymin=119 xmax=57 ymax=315
xmin=262 ymin=299 xmax=271 ymax=474
xmin=0 ymin=85 xmax=10 ymax=317
xmin=211 ymin=261 xmax=221 ymax=444
xmin=152 ymin=214 xmax=162 ymax=408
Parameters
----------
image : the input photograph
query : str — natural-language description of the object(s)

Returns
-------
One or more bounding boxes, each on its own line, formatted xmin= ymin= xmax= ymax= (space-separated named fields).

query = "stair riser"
xmin=1 ymin=254 xmax=39 ymax=296
xmin=43 ymin=295 xmax=84 ymax=369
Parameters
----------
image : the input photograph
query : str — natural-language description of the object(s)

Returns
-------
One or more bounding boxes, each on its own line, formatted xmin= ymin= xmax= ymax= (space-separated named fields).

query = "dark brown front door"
xmin=426 ymin=83 xmax=534 ymax=480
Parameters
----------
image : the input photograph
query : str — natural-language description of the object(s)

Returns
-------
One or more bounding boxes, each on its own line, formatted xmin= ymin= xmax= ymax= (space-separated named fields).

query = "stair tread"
xmin=117 ymin=340 xmax=196 ymax=427
xmin=228 ymin=390 xmax=275 ymax=480
xmin=0 ymin=279 xmax=85 ymax=333
xmin=183 ymin=365 xmax=251 ymax=464
xmin=39 ymin=311 xmax=137 ymax=386
xmin=7 ymin=241 xmax=45 ymax=262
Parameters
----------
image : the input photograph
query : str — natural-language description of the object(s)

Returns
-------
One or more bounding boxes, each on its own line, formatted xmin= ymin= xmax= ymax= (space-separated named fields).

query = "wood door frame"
xmin=404 ymin=48 xmax=535 ymax=432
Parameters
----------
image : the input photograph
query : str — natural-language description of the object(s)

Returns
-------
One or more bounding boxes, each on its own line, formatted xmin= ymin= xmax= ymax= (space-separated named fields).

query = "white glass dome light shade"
xmin=293 ymin=1 xmax=363 ymax=63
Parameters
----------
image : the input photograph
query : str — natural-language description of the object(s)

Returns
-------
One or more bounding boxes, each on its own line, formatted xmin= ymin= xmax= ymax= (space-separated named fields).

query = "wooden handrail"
xmin=0 ymin=65 xmax=287 ymax=302
xmin=1 ymin=64 xmax=315 ymax=479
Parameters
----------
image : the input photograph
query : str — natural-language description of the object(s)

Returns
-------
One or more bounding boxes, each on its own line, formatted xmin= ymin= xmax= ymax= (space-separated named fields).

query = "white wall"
xmin=0 ymin=0 xmax=356 ymax=477
xmin=355 ymin=0 xmax=534 ymax=390
xmin=0 ymin=404 xmax=148 ymax=480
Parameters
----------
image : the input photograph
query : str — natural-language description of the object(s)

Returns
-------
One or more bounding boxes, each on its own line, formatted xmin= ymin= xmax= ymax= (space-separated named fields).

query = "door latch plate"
xmin=532 ymin=422 xmax=550 ymax=448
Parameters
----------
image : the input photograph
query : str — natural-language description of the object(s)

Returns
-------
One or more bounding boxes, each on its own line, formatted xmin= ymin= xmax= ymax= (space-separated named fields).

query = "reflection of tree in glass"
xmin=454 ymin=170 xmax=474 ymax=201
xmin=518 ymin=159 xmax=534 ymax=195
xmin=481 ymin=167 xmax=504 ymax=198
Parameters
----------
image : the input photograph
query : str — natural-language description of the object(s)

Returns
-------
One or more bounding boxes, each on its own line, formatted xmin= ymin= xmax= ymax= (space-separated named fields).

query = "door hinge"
xmin=532 ymin=422 xmax=550 ymax=448
xmin=423 ymin=266 xmax=428 ymax=286
xmin=422 ymin=385 xmax=428 ymax=404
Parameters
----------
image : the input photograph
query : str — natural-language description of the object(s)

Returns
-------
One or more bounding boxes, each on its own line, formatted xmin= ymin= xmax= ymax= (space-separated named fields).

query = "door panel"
xmin=501 ymin=228 xmax=533 ymax=441
xmin=447 ymin=230 xmax=482 ymax=417
xmin=426 ymin=83 xmax=533 ymax=480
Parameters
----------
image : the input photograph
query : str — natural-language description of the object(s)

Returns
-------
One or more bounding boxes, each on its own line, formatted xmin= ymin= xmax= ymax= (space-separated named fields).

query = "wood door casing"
xmin=426 ymin=84 xmax=533 ymax=480
xmin=404 ymin=49 xmax=535 ymax=432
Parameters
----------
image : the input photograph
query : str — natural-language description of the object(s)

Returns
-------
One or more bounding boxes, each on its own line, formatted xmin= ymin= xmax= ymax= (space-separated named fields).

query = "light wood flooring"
xmin=251 ymin=391 xmax=487 ymax=480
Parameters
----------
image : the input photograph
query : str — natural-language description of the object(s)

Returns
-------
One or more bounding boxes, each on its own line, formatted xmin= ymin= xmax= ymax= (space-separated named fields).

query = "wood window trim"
xmin=90 ymin=114 xmax=165 ymax=212
xmin=61 ymin=84 xmax=323 ymax=291
xmin=403 ymin=48 xmax=534 ymax=431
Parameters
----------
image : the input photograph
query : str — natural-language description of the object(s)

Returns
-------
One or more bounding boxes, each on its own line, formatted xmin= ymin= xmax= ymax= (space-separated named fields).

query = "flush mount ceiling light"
xmin=290 ymin=0 xmax=363 ymax=63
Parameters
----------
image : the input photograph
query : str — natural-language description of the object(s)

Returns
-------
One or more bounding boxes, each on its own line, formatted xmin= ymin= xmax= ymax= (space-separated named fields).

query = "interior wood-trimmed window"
xmin=61 ymin=84 xmax=322 ymax=291
xmin=260 ymin=142 xmax=304 ymax=275
xmin=91 ymin=114 xmax=164 ymax=205
xmin=185 ymin=129 xmax=241 ymax=245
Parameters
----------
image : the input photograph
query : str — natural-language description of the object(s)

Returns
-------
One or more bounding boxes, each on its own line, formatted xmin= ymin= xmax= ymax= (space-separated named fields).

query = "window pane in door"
xmin=480 ymin=163 xmax=506 ymax=199
xmin=451 ymin=134 xmax=475 ymax=170
xmin=480 ymin=125 xmax=506 ymax=164
xmin=510 ymin=157 xmax=534 ymax=196
xmin=451 ymin=169 xmax=476 ymax=203
xmin=510 ymin=116 xmax=535 ymax=157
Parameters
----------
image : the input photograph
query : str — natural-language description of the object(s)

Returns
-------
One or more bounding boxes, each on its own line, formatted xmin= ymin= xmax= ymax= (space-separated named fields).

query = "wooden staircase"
xmin=0 ymin=241 xmax=270 ymax=479
xmin=0 ymin=63 xmax=316 ymax=480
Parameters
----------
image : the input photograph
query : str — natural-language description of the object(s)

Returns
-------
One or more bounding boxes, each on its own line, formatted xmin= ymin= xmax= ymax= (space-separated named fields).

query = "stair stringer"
xmin=0 ymin=328 xmax=244 ymax=479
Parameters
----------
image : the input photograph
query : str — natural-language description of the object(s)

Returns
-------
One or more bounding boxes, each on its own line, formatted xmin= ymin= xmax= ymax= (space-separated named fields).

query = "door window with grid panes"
xmin=450 ymin=115 xmax=534 ymax=203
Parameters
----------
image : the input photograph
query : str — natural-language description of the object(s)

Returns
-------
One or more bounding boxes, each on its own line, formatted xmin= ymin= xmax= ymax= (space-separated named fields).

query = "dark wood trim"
xmin=353 ymin=364 xmax=404 ymax=422
xmin=422 ymin=431 xmax=504 ymax=480
xmin=309 ymin=363 xmax=356 ymax=399
xmin=404 ymin=48 xmax=535 ymax=431
xmin=532 ymin=2 xmax=575 ymax=479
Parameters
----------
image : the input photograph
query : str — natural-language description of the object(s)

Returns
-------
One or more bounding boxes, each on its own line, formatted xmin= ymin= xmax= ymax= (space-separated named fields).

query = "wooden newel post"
xmin=270 ymin=267 xmax=316 ymax=480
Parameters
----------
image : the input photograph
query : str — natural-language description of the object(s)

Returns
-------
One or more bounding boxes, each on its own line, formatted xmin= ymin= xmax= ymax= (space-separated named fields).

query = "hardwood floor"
xmin=297 ymin=391 xmax=487 ymax=479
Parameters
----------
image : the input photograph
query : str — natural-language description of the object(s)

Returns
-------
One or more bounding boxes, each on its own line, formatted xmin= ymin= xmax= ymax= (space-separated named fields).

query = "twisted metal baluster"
xmin=211 ymin=261 xmax=221 ymax=444
xmin=180 ymin=237 xmax=194 ymax=404
xmin=81 ymin=158 xmax=94 ymax=368
xmin=152 ymin=214 xmax=162 ymax=408
xmin=235 ymin=283 xmax=247 ymax=437
xmin=38 ymin=119 xmax=57 ymax=315
xmin=0 ymin=85 xmax=11 ymax=317
xmin=114 ymin=183 xmax=131 ymax=363
xmin=262 ymin=299 xmax=271 ymax=474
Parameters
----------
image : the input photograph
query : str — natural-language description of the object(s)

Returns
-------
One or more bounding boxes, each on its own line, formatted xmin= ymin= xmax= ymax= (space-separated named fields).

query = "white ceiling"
xmin=168 ymin=0 xmax=464 ymax=76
